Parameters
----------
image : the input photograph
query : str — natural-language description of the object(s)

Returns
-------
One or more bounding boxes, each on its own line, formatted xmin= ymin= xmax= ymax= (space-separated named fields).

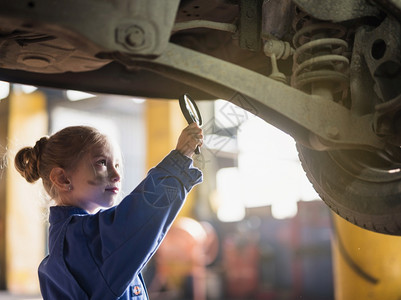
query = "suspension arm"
xmin=128 ymin=43 xmax=384 ymax=151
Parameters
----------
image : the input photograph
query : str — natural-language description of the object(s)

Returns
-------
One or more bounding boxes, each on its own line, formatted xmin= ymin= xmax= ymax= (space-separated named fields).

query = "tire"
xmin=297 ymin=144 xmax=401 ymax=235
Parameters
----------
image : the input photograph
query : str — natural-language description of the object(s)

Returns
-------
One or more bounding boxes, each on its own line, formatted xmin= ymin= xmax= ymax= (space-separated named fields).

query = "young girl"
xmin=14 ymin=123 xmax=203 ymax=300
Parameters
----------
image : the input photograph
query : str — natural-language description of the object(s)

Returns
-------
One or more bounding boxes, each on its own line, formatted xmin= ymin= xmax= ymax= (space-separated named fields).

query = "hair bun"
xmin=14 ymin=136 xmax=48 ymax=183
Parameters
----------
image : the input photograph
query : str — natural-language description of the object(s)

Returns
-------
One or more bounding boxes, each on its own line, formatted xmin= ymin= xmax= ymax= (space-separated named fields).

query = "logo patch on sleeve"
xmin=131 ymin=285 xmax=142 ymax=296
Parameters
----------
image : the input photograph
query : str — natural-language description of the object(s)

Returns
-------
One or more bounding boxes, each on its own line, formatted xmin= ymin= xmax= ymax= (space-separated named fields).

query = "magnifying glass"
xmin=179 ymin=93 xmax=203 ymax=154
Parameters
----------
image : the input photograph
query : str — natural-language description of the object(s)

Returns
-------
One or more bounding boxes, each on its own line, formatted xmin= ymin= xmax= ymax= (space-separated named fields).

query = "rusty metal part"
xmin=350 ymin=16 xmax=401 ymax=126
xmin=292 ymin=39 xmax=349 ymax=93
xmin=262 ymin=0 xmax=294 ymax=40
xmin=371 ymin=0 xmax=401 ymax=19
xmin=291 ymin=21 xmax=350 ymax=99
xmin=267 ymin=54 xmax=288 ymax=84
xmin=358 ymin=16 xmax=401 ymax=102
xmin=374 ymin=94 xmax=401 ymax=139
xmin=173 ymin=20 xmax=237 ymax=33
xmin=263 ymin=39 xmax=294 ymax=60
xmin=0 ymin=0 xmax=180 ymax=56
xmin=263 ymin=39 xmax=293 ymax=84
xmin=239 ymin=0 xmax=263 ymax=51
xmin=290 ymin=14 xmax=353 ymax=149
xmin=175 ymin=0 xmax=238 ymax=23
xmin=0 ymin=31 xmax=111 ymax=74
xmin=124 ymin=42 xmax=384 ymax=151
xmin=348 ymin=15 xmax=401 ymax=143
xmin=293 ymin=0 xmax=380 ymax=22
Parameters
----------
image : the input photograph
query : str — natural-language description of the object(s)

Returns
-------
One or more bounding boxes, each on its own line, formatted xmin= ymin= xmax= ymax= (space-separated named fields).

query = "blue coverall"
xmin=38 ymin=150 xmax=203 ymax=299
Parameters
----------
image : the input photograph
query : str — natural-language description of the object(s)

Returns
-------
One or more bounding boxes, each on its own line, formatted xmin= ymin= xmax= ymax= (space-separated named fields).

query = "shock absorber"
xmin=291 ymin=11 xmax=350 ymax=102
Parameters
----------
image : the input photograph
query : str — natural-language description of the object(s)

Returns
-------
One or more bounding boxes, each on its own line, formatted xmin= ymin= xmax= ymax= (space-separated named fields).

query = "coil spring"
xmin=291 ymin=19 xmax=350 ymax=98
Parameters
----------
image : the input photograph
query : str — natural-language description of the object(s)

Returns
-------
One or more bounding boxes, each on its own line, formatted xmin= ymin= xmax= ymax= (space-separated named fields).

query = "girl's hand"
xmin=176 ymin=123 xmax=203 ymax=158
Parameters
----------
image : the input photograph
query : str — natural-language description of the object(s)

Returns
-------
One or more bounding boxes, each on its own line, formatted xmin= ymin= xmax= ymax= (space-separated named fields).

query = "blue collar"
xmin=49 ymin=206 xmax=89 ymax=225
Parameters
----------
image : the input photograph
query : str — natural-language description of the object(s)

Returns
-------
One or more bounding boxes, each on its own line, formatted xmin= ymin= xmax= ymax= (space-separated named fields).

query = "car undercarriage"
xmin=0 ymin=0 xmax=401 ymax=234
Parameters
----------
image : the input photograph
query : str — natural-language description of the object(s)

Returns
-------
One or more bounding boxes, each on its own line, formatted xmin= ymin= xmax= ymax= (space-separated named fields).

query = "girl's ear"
xmin=49 ymin=167 xmax=70 ymax=191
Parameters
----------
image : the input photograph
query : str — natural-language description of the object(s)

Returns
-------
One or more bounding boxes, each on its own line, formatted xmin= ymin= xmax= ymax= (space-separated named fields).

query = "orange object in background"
xmin=222 ymin=234 xmax=260 ymax=299
xmin=150 ymin=217 xmax=218 ymax=300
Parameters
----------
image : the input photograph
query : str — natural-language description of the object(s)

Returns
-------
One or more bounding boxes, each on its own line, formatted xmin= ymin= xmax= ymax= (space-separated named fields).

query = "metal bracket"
xmin=239 ymin=0 xmax=263 ymax=51
xmin=127 ymin=42 xmax=384 ymax=151
xmin=0 ymin=0 xmax=180 ymax=56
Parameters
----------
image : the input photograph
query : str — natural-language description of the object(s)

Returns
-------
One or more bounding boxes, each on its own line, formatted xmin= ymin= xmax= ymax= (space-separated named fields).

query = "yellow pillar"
xmin=145 ymin=99 xmax=196 ymax=218
xmin=332 ymin=213 xmax=401 ymax=299
xmin=0 ymin=93 xmax=9 ymax=289
xmin=6 ymin=89 xmax=47 ymax=294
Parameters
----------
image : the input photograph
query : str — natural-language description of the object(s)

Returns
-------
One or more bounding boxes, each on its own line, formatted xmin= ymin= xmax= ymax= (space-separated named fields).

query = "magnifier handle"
xmin=179 ymin=93 xmax=202 ymax=155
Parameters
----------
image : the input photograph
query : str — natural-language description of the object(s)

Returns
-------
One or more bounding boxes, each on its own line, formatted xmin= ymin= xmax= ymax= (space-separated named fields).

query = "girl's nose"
xmin=110 ymin=166 xmax=121 ymax=182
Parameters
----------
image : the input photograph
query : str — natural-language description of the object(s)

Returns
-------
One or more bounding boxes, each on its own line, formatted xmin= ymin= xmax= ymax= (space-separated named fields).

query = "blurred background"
xmin=1 ymin=83 xmax=401 ymax=300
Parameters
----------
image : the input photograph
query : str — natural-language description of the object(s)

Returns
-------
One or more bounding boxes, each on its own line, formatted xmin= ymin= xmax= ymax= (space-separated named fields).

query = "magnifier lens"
xmin=179 ymin=93 xmax=203 ymax=155
xmin=184 ymin=95 xmax=199 ymax=124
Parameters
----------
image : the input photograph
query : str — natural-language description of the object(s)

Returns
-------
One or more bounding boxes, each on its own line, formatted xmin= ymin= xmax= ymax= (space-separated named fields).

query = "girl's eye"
xmin=115 ymin=163 xmax=120 ymax=169
xmin=97 ymin=159 xmax=107 ymax=166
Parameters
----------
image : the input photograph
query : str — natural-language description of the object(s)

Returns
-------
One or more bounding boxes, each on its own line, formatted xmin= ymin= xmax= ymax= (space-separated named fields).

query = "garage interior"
xmin=0 ymin=86 xmax=401 ymax=300
xmin=0 ymin=0 xmax=401 ymax=299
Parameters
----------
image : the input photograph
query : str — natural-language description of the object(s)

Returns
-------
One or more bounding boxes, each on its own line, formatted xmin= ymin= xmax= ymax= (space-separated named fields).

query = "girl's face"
xmin=66 ymin=139 xmax=122 ymax=213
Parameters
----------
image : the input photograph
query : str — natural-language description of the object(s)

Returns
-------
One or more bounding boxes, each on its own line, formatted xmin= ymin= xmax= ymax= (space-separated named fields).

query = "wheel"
xmin=297 ymin=144 xmax=401 ymax=235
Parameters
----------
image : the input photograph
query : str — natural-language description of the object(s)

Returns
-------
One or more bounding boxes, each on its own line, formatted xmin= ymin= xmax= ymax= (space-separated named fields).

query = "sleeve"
xmin=82 ymin=150 xmax=202 ymax=296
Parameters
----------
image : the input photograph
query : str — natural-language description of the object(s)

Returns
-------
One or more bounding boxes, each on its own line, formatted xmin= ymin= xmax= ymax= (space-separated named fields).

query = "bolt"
xmin=125 ymin=25 xmax=145 ymax=48
xmin=116 ymin=24 xmax=146 ymax=50
xmin=326 ymin=126 xmax=340 ymax=139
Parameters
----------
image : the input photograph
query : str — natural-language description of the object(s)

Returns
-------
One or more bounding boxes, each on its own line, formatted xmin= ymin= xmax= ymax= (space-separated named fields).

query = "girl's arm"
xmin=75 ymin=150 xmax=202 ymax=296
